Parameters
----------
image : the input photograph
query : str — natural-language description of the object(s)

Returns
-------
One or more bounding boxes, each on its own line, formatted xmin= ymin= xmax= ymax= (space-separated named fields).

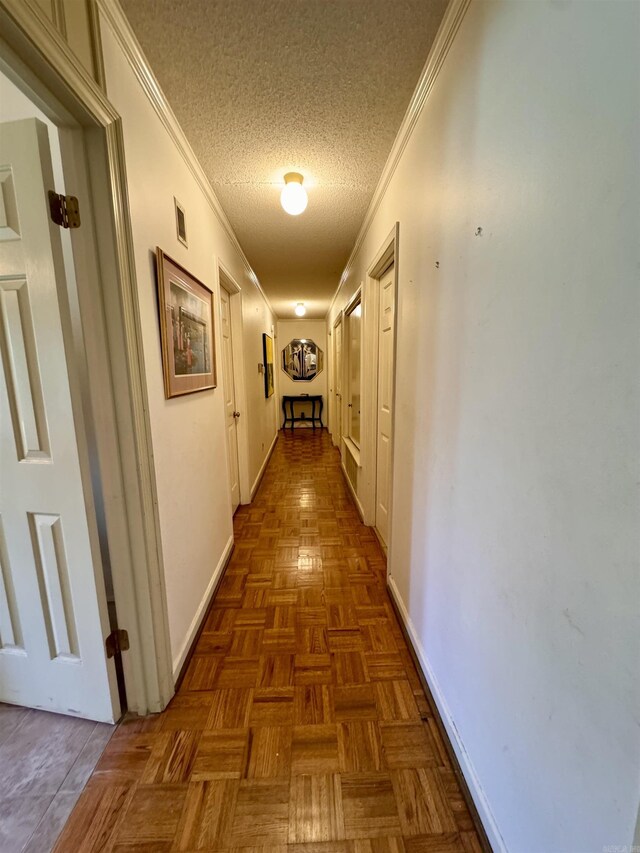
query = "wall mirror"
xmin=282 ymin=339 xmax=324 ymax=381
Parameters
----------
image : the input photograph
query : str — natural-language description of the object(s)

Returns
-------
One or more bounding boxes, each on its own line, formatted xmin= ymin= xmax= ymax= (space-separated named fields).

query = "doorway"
xmin=218 ymin=262 xmax=250 ymax=506
xmin=375 ymin=262 xmax=395 ymax=547
xmin=219 ymin=283 xmax=240 ymax=512
xmin=332 ymin=312 xmax=343 ymax=449
xmin=368 ymin=224 xmax=399 ymax=552
xmin=0 ymin=79 xmax=119 ymax=721
xmin=0 ymin=66 xmax=122 ymax=853
xmin=0 ymin=20 xmax=174 ymax=722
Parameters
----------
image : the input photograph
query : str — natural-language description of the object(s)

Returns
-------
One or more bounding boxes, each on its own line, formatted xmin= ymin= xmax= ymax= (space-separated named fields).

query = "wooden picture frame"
xmin=263 ymin=333 xmax=274 ymax=398
xmin=155 ymin=247 xmax=216 ymax=398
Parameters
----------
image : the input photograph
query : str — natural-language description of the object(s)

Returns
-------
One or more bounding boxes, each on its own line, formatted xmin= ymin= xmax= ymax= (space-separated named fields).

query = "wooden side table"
xmin=282 ymin=395 xmax=323 ymax=429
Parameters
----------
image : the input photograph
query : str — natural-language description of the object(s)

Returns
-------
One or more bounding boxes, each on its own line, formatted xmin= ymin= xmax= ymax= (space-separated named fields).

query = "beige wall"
xmin=99 ymin=16 xmax=277 ymax=676
xmin=277 ymin=319 xmax=328 ymax=429
xmin=329 ymin=1 xmax=640 ymax=849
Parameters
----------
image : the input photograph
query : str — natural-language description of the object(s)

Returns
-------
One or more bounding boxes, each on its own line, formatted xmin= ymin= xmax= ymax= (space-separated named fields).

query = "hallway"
xmin=54 ymin=430 xmax=482 ymax=852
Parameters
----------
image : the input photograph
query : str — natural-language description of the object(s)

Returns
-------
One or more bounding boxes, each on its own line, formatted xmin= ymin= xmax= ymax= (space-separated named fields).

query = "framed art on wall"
xmin=281 ymin=338 xmax=324 ymax=381
xmin=263 ymin=333 xmax=274 ymax=398
xmin=155 ymin=247 xmax=216 ymax=398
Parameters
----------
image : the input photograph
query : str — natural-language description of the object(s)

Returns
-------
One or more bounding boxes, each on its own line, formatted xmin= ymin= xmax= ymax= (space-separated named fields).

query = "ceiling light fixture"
xmin=281 ymin=172 xmax=308 ymax=216
xmin=295 ymin=302 xmax=306 ymax=317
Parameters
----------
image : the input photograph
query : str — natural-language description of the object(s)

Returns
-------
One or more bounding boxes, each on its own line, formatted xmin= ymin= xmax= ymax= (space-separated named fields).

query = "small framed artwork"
xmin=155 ymin=247 xmax=216 ymax=398
xmin=263 ymin=333 xmax=274 ymax=398
xmin=174 ymin=197 xmax=187 ymax=247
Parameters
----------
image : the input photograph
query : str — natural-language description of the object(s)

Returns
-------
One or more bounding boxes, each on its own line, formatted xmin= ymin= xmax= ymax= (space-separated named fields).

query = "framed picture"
xmin=263 ymin=333 xmax=274 ymax=398
xmin=174 ymin=197 xmax=187 ymax=247
xmin=155 ymin=247 xmax=216 ymax=398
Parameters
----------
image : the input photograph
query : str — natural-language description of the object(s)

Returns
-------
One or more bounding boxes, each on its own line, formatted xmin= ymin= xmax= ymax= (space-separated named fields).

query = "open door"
xmin=220 ymin=286 xmax=240 ymax=512
xmin=375 ymin=263 xmax=395 ymax=547
xmin=333 ymin=314 xmax=343 ymax=448
xmin=0 ymin=118 xmax=120 ymax=722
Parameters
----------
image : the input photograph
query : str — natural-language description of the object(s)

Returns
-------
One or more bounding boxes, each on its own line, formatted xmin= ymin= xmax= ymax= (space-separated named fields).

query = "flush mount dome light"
xmin=295 ymin=302 xmax=306 ymax=316
xmin=281 ymin=172 xmax=308 ymax=216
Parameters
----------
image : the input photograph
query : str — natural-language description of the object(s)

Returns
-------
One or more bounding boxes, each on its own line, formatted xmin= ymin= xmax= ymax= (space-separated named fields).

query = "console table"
xmin=282 ymin=395 xmax=323 ymax=429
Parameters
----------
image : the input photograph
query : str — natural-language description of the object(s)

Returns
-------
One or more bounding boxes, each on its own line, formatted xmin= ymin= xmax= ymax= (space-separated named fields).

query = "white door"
xmin=0 ymin=118 xmax=119 ymax=722
xmin=220 ymin=287 xmax=240 ymax=512
xmin=333 ymin=317 xmax=342 ymax=448
xmin=375 ymin=264 xmax=395 ymax=546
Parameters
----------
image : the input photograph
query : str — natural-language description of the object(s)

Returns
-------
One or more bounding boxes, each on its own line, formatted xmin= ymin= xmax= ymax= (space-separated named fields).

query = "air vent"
xmin=344 ymin=445 xmax=359 ymax=493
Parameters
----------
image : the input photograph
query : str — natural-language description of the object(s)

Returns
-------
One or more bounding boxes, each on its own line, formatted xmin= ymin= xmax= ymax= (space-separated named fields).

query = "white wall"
xmin=99 ymin=18 xmax=277 ymax=675
xmin=277 ymin=319 xmax=328 ymax=428
xmin=328 ymin=1 xmax=640 ymax=850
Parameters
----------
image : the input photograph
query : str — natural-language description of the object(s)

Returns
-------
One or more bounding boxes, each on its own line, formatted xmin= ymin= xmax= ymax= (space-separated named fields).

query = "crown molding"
xmin=326 ymin=0 xmax=471 ymax=320
xmin=95 ymin=0 xmax=276 ymax=318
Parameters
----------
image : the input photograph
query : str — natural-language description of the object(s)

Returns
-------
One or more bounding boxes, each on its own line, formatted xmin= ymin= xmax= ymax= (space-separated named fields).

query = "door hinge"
xmin=105 ymin=628 xmax=130 ymax=658
xmin=48 ymin=190 xmax=81 ymax=229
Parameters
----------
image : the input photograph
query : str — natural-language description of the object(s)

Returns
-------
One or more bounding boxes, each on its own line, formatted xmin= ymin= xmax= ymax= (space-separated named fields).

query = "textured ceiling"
xmin=120 ymin=0 xmax=448 ymax=317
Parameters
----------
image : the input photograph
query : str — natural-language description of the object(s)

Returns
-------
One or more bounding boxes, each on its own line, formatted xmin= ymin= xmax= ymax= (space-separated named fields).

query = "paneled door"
xmin=220 ymin=286 xmax=240 ymax=512
xmin=375 ymin=264 xmax=395 ymax=547
xmin=333 ymin=315 xmax=343 ymax=448
xmin=0 ymin=119 xmax=119 ymax=721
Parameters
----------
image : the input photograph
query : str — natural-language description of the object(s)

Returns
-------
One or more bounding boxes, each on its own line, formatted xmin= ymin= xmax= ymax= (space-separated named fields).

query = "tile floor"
xmin=52 ymin=429 xmax=484 ymax=852
xmin=0 ymin=704 xmax=113 ymax=852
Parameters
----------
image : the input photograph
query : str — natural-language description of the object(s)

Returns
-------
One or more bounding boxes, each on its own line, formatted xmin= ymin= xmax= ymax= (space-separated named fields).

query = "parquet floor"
xmin=55 ymin=429 xmax=483 ymax=853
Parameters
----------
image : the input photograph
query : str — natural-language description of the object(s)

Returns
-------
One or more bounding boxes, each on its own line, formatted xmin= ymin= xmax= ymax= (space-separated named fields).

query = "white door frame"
xmin=0 ymin=1 xmax=174 ymax=714
xmin=327 ymin=324 xmax=332 ymax=436
xmin=363 ymin=224 xmax=399 ymax=549
xmin=217 ymin=260 xmax=251 ymax=505
xmin=331 ymin=311 xmax=343 ymax=448
xmin=343 ymin=287 xmax=363 ymax=457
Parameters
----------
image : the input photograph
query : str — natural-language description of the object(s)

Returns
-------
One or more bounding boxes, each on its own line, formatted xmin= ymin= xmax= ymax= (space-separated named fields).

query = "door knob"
xmin=233 ymin=411 xmax=241 ymax=418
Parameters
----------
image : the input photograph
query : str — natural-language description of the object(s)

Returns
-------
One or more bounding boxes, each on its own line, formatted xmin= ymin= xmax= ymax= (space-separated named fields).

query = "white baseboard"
xmin=387 ymin=574 xmax=507 ymax=853
xmin=250 ymin=431 xmax=278 ymax=500
xmin=372 ymin=524 xmax=388 ymax=557
xmin=172 ymin=533 xmax=234 ymax=680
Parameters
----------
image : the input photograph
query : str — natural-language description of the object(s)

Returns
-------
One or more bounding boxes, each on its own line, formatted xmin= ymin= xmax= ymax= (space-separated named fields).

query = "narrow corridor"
xmin=54 ymin=431 xmax=483 ymax=852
